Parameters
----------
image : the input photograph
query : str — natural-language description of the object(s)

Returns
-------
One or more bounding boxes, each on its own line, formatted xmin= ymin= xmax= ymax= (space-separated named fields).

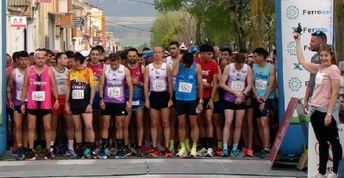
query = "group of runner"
xmin=6 ymin=42 xmax=277 ymax=160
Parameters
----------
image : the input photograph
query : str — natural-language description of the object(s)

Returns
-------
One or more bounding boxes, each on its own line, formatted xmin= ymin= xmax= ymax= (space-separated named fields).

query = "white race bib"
xmin=315 ymin=73 xmax=324 ymax=85
xmin=178 ymin=82 xmax=193 ymax=93
xmin=107 ymin=87 xmax=121 ymax=98
xmin=152 ymin=79 xmax=166 ymax=91
xmin=255 ymin=80 xmax=267 ymax=91
xmin=72 ymin=90 xmax=84 ymax=100
xmin=32 ymin=91 xmax=45 ymax=101
xmin=132 ymin=100 xmax=140 ymax=106
xmin=230 ymin=80 xmax=245 ymax=91
xmin=58 ymin=85 xmax=67 ymax=95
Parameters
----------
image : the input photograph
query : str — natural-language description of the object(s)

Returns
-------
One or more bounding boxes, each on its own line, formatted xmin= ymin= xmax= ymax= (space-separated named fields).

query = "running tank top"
xmin=128 ymin=63 xmax=144 ymax=101
xmin=52 ymin=67 xmax=68 ymax=96
xmin=27 ymin=65 xmax=52 ymax=109
xmin=224 ymin=63 xmax=248 ymax=102
xmin=175 ymin=63 xmax=197 ymax=101
xmin=87 ymin=63 xmax=104 ymax=90
xmin=253 ymin=63 xmax=274 ymax=99
xmin=103 ymin=64 xmax=126 ymax=104
xmin=149 ymin=63 xmax=168 ymax=92
xmin=12 ymin=68 xmax=27 ymax=106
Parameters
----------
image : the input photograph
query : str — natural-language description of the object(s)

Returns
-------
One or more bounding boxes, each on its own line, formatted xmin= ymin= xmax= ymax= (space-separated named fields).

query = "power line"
xmin=124 ymin=0 xmax=154 ymax=5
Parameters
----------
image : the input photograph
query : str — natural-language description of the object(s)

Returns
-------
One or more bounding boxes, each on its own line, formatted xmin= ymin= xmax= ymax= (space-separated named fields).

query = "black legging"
xmin=311 ymin=110 xmax=343 ymax=174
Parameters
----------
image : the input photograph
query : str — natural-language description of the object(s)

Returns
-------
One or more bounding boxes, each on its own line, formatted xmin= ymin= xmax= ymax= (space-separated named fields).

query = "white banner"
xmin=10 ymin=16 xmax=27 ymax=28
xmin=280 ymin=0 xmax=338 ymax=177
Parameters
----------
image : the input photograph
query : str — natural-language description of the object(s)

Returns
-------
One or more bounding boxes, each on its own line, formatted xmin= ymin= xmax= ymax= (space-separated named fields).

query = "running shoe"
xmin=130 ymin=147 xmax=138 ymax=156
xmin=176 ymin=149 xmax=187 ymax=158
xmin=230 ymin=149 xmax=245 ymax=158
xmin=98 ymin=148 xmax=109 ymax=159
xmin=246 ymin=148 xmax=254 ymax=157
xmin=215 ymin=148 xmax=222 ymax=157
xmin=123 ymin=148 xmax=132 ymax=157
xmin=149 ymin=148 xmax=161 ymax=157
xmin=222 ymin=149 xmax=229 ymax=157
xmin=115 ymin=150 xmax=126 ymax=159
xmin=64 ymin=149 xmax=77 ymax=159
xmin=164 ymin=149 xmax=173 ymax=158
xmin=205 ymin=148 xmax=214 ymax=157
xmin=15 ymin=147 xmax=25 ymax=160
xmin=83 ymin=148 xmax=91 ymax=159
xmin=189 ymin=148 xmax=197 ymax=158
xmin=44 ymin=149 xmax=55 ymax=160
xmin=326 ymin=172 xmax=337 ymax=178
xmin=137 ymin=147 xmax=144 ymax=157
xmin=197 ymin=147 xmax=207 ymax=157
xmin=310 ymin=173 xmax=326 ymax=178
xmin=241 ymin=147 xmax=247 ymax=155
xmin=26 ymin=149 xmax=36 ymax=161
xmin=259 ymin=149 xmax=270 ymax=159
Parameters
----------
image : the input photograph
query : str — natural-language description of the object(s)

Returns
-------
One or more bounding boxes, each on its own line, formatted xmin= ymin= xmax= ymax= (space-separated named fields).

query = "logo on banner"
xmin=287 ymin=41 xmax=297 ymax=56
xmin=286 ymin=5 xmax=300 ymax=20
xmin=288 ymin=77 xmax=302 ymax=92
xmin=293 ymin=63 xmax=303 ymax=71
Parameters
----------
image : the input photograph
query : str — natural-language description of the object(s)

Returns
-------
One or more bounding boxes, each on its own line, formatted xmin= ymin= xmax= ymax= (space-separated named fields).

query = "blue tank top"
xmin=253 ymin=63 xmax=274 ymax=99
xmin=175 ymin=63 xmax=197 ymax=101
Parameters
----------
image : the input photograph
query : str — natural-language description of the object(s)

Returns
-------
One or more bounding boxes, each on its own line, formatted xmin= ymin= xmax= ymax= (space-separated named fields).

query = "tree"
xmin=335 ymin=0 xmax=344 ymax=61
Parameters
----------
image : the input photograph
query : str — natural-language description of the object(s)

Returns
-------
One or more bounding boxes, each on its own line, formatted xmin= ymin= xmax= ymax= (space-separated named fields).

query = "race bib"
xmin=178 ymin=82 xmax=193 ymax=93
xmin=107 ymin=87 xmax=121 ymax=98
xmin=230 ymin=80 xmax=245 ymax=91
xmin=32 ymin=91 xmax=45 ymax=101
xmin=58 ymin=85 xmax=67 ymax=95
xmin=152 ymin=79 xmax=167 ymax=91
xmin=72 ymin=90 xmax=84 ymax=100
xmin=315 ymin=73 xmax=324 ymax=85
xmin=132 ymin=100 xmax=140 ymax=106
xmin=16 ymin=91 xmax=28 ymax=101
xmin=255 ymin=80 xmax=267 ymax=91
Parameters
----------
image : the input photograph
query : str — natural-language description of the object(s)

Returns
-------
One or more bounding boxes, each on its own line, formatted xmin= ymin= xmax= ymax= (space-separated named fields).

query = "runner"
xmin=195 ymin=44 xmax=219 ymax=157
xmin=173 ymin=52 xmax=203 ymax=158
xmin=20 ymin=51 xmax=59 ymax=160
xmin=165 ymin=41 xmax=182 ymax=153
xmin=7 ymin=51 xmax=29 ymax=160
xmin=87 ymin=47 xmax=104 ymax=146
xmin=126 ymin=48 xmax=145 ymax=157
xmin=144 ymin=47 xmax=173 ymax=157
xmin=51 ymin=52 xmax=77 ymax=158
xmin=65 ymin=52 xmax=96 ymax=159
xmin=252 ymin=47 xmax=276 ymax=159
xmin=221 ymin=53 xmax=253 ymax=157
xmin=98 ymin=52 xmax=133 ymax=159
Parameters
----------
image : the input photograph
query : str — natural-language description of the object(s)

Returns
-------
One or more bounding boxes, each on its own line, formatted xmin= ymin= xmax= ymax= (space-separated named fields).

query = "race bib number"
xmin=32 ymin=91 xmax=45 ymax=101
xmin=255 ymin=80 xmax=267 ymax=91
xmin=132 ymin=100 xmax=140 ymax=106
xmin=152 ymin=79 xmax=167 ymax=91
xmin=107 ymin=87 xmax=121 ymax=98
xmin=315 ymin=73 xmax=324 ymax=85
xmin=72 ymin=90 xmax=84 ymax=100
xmin=178 ymin=82 xmax=193 ymax=93
xmin=230 ymin=80 xmax=245 ymax=91
xmin=58 ymin=85 xmax=67 ymax=95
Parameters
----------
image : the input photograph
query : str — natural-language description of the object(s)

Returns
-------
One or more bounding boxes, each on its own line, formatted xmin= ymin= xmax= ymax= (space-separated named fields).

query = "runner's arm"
xmin=20 ymin=69 xmax=29 ymax=104
xmin=243 ymin=66 xmax=253 ymax=96
xmin=220 ymin=65 xmax=237 ymax=94
xmin=210 ymin=73 xmax=218 ymax=101
xmin=144 ymin=66 xmax=149 ymax=100
xmin=196 ymin=64 xmax=203 ymax=100
xmin=98 ymin=68 xmax=105 ymax=99
xmin=262 ymin=65 xmax=276 ymax=101
xmin=295 ymin=33 xmax=319 ymax=74
xmin=167 ymin=64 xmax=173 ymax=99
xmin=172 ymin=57 xmax=181 ymax=76
xmin=89 ymin=71 xmax=96 ymax=105
xmin=125 ymin=68 xmax=133 ymax=102
xmin=6 ymin=71 xmax=15 ymax=105
xmin=49 ymin=69 xmax=59 ymax=101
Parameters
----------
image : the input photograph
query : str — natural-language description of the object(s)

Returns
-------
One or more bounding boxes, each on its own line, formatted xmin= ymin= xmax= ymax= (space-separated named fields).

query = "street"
xmin=0 ymin=152 xmax=307 ymax=178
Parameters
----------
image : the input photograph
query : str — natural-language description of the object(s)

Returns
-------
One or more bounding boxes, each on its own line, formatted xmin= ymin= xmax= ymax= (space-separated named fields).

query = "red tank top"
xmin=128 ymin=63 xmax=143 ymax=83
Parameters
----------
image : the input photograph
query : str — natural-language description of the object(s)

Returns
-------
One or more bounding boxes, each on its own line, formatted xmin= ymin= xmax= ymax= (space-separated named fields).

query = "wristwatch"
xmin=199 ymin=99 xmax=204 ymax=104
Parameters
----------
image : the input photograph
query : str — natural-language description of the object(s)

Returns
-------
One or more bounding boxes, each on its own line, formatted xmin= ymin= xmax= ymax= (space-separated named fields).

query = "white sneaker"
xmin=311 ymin=173 xmax=326 ymax=178
xmin=205 ymin=148 xmax=214 ymax=157
xmin=176 ymin=149 xmax=187 ymax=158
xmin=190 ymin=148 xmax=197 ymax=158
xmin=327 ymin=172 xmax=337 ymax=178
xmin=197 ymin=148 xmax=207 ymax=157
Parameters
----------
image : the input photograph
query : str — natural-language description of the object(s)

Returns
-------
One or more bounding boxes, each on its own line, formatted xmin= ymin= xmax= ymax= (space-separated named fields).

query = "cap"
xmin=142 ymin=50 xmax=153 ymax=58
xmin=311 ymin=31 xmax=327 ymax=41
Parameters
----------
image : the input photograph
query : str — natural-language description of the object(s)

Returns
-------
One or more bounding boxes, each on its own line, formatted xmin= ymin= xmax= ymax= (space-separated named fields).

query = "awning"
xmin=8 ymin=0 xmax=30 ymax=6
